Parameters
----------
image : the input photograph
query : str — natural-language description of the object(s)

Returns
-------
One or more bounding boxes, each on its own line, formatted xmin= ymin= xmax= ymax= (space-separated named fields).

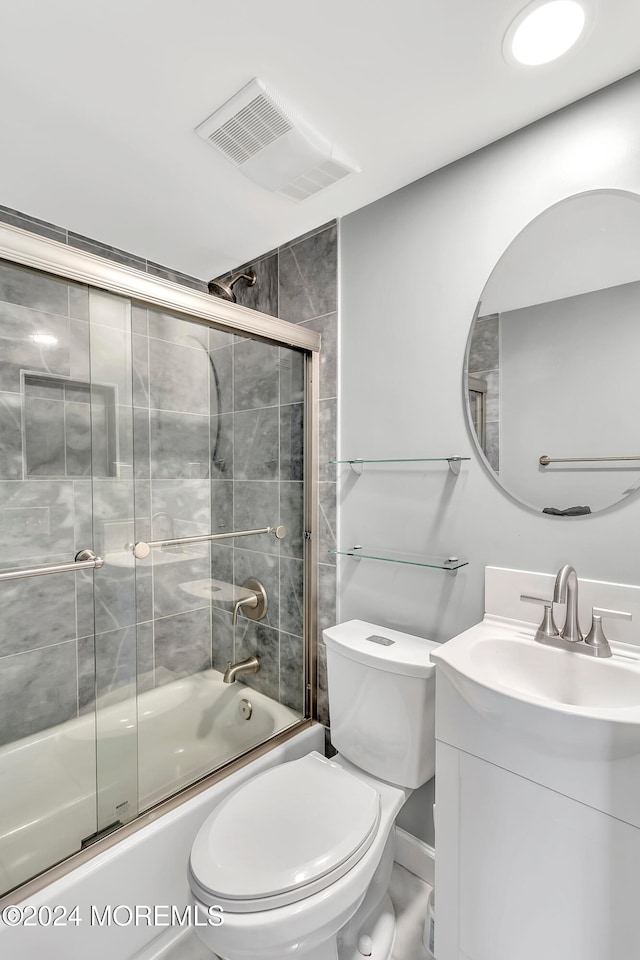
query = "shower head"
xmin=207 ymin=269 xmax=257 ymax=302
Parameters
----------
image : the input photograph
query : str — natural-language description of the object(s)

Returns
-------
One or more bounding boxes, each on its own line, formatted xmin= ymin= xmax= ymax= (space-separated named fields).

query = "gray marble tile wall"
xmin=130 ymin=303 xmax=309 ymax=717
xmin=468 ymin=314 xmax=500 ymax=473
xmin=0 ymin=261 xmax=93 ymax=747
xmin=226 ymin=221 xmax=339 ymax=726
xmin=129 ymin=304 xmax=214 ymax=703
xmin=0 ymin=204 xmax=336 ymax=747
xmin=0 ymin=281 xmax=220 ymax=744
xmin=0 ymin=204 xmax=208 ymax=748
xmin=206 ymin=326 xmax=307 ymax=717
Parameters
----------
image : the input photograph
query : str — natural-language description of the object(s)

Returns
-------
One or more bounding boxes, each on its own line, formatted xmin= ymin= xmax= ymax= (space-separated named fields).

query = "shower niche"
xmin=22 ymin=372 xmax=118 ymax=478
xmin=0 ymin=239 xmax=319 ymax=901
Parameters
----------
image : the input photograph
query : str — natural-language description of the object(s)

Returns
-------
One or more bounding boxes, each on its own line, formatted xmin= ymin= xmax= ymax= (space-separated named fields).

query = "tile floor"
xmin=156 ymin=863 xmax=433 ymax=960
xmin=388 ymin=863 xmax=433 ymax=959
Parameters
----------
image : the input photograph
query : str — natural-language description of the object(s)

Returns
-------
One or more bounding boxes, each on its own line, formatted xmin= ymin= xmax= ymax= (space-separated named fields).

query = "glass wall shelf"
xmin=329 ymin=457 xmax=470 ymax=463
xmin=329 ymin=456 xmax=470 ymax=475
xmin=329 ymin=548 xmax=469 ymax=572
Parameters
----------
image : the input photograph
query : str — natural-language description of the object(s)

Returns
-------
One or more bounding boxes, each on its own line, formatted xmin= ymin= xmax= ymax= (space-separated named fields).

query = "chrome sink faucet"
xmin=553 ymin=564 xmax=582 ymax=643
xmin=521 ymin=564 xmax=632 ymax=658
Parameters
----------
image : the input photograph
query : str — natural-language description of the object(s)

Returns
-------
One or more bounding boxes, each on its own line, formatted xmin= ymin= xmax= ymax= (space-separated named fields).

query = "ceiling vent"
xmin=195 ymin=78 xmax=358 ymax=201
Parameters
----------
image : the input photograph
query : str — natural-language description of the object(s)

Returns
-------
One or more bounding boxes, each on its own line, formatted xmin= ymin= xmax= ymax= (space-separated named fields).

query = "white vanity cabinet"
xmin=433 ymin=666 xmax=640 ymax=960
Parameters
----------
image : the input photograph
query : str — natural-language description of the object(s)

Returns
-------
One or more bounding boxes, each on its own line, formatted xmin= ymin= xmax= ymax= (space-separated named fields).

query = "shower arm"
xmin=130 ymin=524 xmax=286 ymax=559
xmin=229 ymin=270 xmax=256 ymax=288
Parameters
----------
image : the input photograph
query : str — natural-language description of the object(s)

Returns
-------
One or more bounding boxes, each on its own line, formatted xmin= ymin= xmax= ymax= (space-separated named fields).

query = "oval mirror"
xmin=465 ymin=189 xmax=640 ymax=516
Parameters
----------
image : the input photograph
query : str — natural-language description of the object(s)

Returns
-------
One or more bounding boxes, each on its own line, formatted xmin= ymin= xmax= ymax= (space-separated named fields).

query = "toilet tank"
xmin=323 ymin=620 xmax=438 ymax=789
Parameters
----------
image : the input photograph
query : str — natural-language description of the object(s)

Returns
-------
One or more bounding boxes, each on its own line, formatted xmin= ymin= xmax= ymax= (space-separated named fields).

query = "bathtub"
xmin=0 ymin=670 xmax=300 ymax=895
xmin=0 ymin=721 xmax=323 ymax=960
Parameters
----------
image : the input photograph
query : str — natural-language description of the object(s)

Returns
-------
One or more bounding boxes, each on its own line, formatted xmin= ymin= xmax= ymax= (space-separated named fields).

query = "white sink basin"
xmin=431 ymin=617 xmax=640 ymax=716
xmin=467 ymin=633 xmax=640 ymax=710
xmin=431 ymin=617 xmax=640 ymax=766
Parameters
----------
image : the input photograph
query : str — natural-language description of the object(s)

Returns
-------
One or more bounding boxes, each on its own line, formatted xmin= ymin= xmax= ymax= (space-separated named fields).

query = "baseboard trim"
xmin=394 ymin=826 xmax=435 ymax=887
xmin=130 ymin=925 xmax=189 ymax=960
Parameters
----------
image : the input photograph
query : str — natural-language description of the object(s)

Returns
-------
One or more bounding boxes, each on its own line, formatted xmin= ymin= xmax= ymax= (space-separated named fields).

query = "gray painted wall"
xmin=339 ymin=72 xmax=640 ymax=843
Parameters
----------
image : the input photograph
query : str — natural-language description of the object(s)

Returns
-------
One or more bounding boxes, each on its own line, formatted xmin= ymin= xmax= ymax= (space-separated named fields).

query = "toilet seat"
xmin=189 ymin=751 xmax=381 ymax=912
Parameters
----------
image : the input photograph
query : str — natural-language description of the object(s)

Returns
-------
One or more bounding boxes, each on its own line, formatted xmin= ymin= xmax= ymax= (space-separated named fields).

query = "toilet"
xmin=188 ymin=619 xmax=438 ymax=960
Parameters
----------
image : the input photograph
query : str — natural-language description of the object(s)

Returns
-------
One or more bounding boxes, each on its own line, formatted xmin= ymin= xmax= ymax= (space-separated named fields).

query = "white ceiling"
xmin=2 ymin=0 xmax=640 ymax=280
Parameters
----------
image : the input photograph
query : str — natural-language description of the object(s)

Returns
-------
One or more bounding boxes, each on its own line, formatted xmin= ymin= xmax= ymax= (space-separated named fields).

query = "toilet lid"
xmin=190 ymin=752 xmax=380 ymax=910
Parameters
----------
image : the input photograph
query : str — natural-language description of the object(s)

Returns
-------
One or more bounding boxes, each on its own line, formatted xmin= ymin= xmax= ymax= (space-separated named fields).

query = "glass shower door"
xmin=0 ymin=265 xmax=140 ymax=896
xmin=86 ymin=287 xmax=139 ymax=836
xmin=130 ymin=309 xmax=307 ymax=810
xmin=0 ymin=262 xmax=102 ymax=894
xmin=0 ymin=252 xmax=310 ymax=898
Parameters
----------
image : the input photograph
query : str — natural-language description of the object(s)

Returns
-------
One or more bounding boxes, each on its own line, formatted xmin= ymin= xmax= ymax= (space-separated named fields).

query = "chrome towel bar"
xmin=539 ymin=455 xmax=640 ymax=466
xmin=131 ymin=524 xmax=286 ymax=559
xmin=0 ymin=549 xmax=104 ymax=583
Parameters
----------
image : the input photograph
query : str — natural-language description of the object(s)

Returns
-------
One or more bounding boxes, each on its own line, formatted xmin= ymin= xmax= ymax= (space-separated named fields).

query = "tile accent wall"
xmin=226 ymin=221 xmax=339 ymax=726
xmin=0 ymin=207 xmax=318 ymax=743
xmin=129 ymin=306 xmax=305 ymax=716
xmin=0 ymin=263 xmax=97 ymax=746
xmin=0 ymin=205 xmax=337 ymax=738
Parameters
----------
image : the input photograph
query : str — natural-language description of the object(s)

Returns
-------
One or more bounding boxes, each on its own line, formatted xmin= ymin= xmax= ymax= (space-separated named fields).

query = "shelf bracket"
xmin=447 ymin=457 xmax=462 ymax=476
xmin=348 ymin=459 xmax=364 ymax=476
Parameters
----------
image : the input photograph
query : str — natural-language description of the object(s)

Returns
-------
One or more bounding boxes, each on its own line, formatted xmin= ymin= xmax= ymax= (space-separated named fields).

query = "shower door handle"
xmin=0 ymin=549 xmax=105 ymax=583
xmin=131 ymin=524 xmax=286 ymax=558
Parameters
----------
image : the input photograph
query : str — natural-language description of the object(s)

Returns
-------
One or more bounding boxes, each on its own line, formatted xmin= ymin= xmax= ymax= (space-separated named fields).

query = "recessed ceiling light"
xmin=504 ymin=1 xmax=586 ymax=66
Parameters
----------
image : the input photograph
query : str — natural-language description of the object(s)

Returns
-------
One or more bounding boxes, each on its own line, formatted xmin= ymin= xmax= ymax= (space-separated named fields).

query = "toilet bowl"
xmin=188 ymin=620 xmax=438 ymax=960
xmin=189 ymin=752 xmax=407 ymax=959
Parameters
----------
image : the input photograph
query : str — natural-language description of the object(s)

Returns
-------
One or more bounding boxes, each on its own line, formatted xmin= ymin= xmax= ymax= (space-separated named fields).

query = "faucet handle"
xmin=520 ymin=594 xmax=558 ymax=639
xmin=520 ymin=594 xmax=552 ymax=605
xmin=584 ymin=607 xmax=632 ymax=657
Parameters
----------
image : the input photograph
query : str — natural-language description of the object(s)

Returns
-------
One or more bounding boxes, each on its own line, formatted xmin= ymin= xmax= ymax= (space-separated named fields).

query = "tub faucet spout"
xmin=223 ymin=656 xmax=259 ymax=684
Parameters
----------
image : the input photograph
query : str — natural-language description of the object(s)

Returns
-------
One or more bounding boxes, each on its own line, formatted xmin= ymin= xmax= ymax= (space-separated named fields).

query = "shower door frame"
xmin=0 ymin=221 xmax=321 ymax=905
